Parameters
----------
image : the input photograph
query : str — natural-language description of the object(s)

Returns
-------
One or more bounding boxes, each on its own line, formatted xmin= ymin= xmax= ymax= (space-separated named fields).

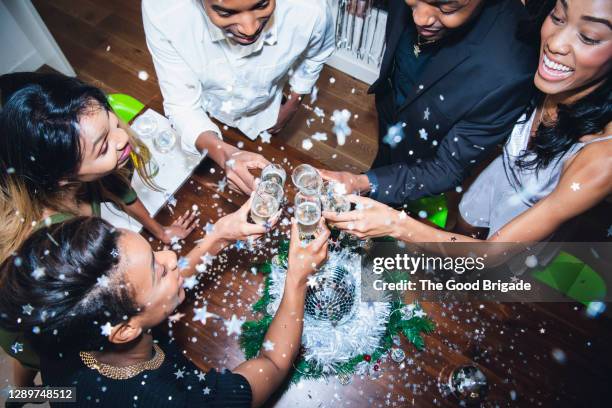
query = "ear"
xmin=107 ymin=321 xmax=143 ymax=345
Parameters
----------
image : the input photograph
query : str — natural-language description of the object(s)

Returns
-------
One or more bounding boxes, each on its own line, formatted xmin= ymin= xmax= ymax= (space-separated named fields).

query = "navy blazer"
xmin=368 ymin=0 xmax=538 ymax=205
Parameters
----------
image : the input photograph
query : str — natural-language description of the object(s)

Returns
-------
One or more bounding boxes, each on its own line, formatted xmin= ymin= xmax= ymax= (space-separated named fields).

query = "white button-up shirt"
xmin=142 ymin=0 xmax=335 ymax=155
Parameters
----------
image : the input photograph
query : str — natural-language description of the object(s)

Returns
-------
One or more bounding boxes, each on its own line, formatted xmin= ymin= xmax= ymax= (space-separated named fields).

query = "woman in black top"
xmin=0 ymin=216 xmax=330 ymax=407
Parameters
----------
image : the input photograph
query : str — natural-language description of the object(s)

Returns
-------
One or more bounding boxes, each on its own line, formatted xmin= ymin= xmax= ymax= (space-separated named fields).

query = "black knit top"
xmin=40 ymin=331 xmax=252 ymax=407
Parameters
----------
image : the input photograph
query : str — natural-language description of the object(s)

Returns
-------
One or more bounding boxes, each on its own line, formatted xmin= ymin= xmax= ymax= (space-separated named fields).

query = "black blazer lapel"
xmin=397 ymin=44 xmax=471 ymax=112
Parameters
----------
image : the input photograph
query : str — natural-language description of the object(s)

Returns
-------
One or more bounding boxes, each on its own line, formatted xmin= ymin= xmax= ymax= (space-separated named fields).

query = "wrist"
xmin=390 ymin=212 xmax=409 ymax=241
xmin=355 ymin=174 xmax=371 ymax=193
xmin=196 ymin=131 xmax=229 ymax=165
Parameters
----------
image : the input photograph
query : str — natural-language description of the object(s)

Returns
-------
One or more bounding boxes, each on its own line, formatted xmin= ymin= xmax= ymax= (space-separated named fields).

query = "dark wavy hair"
xmin=0 ymin=217 xmax=140 ymax=354
xmin=0 ymin=73 xmax=157 ymax=261
xmin=515 ymin=0 xmax=612 ymax=172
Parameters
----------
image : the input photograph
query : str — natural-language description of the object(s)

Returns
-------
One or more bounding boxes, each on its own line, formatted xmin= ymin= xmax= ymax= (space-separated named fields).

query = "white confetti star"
xmin=225 ymin=158 xmax=236 ymax=170
xmin=259 ymin=130 xmax=272 ymax=144
xmin=570 ymin=182 xmax=581 ymax=191
xmin=182 ymin=275 xmax=198 ymax=290
xmin=193 ymin=304 xmax=218 ymax=325
xmin=224 ymin=314 xmax=245 ymax=336
xmin=100 ymin=322 xmax=113 ymax=337
xmin=203 ymin=223 xmax=215 ymax=234
xmin=331 ymin=109 xmax=352 ymax=146
xmin=200 ymin=253 xmax=215 ymax=266
xmin=263 ymin=340 xmax=275 ymax=351
xmin=413 ymin=309 xmax=427 ymax=318
xmin=31 ymin=267 xmax=46 ymax=280
xmin=197 ymin=371 xmax=206 ymax=381
xmin=302 ymin=138 xmax=313 ymax=151
xmin=217 ymin=178 xmax=228 ymax=192
xmin=174 ymin=369 xmax=185 ymax=379
xmin=168 ymin=312 xmax=185 ymax=323
xmin=220 ymin=100 xmax=234 ymax=114
xmin=311 ymin=132 xmax=328 ymax=141
xmin=22 ymin=304 xmax=34 ymax=315
xmin=177 ymin=257 xmax=190 ymax=270
xmin=97 ymin=275 xmax=110 ymax=288
xmin=306 ymin=275 xmax=318 ymax=288
xmin=203 ymin=387 xmax=211 ymax=395
xmin=11 ymin=342 xmax=23 ymax=354
xmin=423 ymin=107 xmax=431 ymax=120
xmin=418 ymin=128 xmax=428 ymax=141
xmin=539 ymin=327 xmax=546 ymax=334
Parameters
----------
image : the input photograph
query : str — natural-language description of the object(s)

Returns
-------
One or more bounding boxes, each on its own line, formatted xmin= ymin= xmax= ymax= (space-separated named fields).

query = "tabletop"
xmin=145 ymin=127 xmax=612 ymax=408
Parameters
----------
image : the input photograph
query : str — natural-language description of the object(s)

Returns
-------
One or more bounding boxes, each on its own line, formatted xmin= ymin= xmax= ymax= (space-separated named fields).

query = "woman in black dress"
xmin=0 ymin=216 xmax=330 ymax=407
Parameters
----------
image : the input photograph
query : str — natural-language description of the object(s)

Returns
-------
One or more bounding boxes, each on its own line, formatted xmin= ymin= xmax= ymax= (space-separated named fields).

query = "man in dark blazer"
xmin=321 ymin=0 xmax=538 ymax=206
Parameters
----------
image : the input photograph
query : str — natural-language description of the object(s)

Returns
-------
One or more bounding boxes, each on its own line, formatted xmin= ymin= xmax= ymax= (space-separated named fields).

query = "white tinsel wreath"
xmin=266 ymin=249 xmax=391 ymax=374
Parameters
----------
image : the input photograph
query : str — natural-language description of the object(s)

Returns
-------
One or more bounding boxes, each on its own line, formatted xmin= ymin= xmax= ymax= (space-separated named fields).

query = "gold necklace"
xmin=80 ymin=344 xmax=165 ymax=380
xmin=414 ymin=34 xmax=438 ymax=58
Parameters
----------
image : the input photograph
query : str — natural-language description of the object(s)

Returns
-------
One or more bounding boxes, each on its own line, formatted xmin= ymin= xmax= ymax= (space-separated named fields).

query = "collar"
xmin=202 ymin=7 xmax=278 ymax=57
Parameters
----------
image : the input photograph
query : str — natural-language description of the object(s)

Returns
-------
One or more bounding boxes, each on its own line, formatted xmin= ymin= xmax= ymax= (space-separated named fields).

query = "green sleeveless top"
xmin=0 ymin=178 xmax=137 ymax=369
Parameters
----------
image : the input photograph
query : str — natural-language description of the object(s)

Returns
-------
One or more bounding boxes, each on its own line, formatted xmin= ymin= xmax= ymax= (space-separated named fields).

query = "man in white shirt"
xmin=143 ymin=0 xmax=335 ymax=193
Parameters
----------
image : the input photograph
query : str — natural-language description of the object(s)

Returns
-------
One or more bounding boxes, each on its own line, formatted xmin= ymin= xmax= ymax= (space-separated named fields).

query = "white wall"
xmin=0 ymin=0 xmax=74 ymax=76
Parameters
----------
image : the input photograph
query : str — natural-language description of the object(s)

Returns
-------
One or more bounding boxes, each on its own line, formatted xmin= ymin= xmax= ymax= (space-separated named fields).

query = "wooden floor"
xmin=32 ymin=0 xmax=378 ymax=174
xmin=8 ymin=2 xmax=610 ymax=408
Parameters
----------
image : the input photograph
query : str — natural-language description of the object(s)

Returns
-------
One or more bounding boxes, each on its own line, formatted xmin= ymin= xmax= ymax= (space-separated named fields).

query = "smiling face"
xmin=116 ymin=230 xmax=184 ymax=337
xmin=203 ymin=0 xmax=275 ymax=45
xmin=535 ymin=0 xmax=612 ymax=100
xmin=404 ymin=0 xmax=484 ymax=41
xmin=76 ymin=103 xmax=131 ymax=182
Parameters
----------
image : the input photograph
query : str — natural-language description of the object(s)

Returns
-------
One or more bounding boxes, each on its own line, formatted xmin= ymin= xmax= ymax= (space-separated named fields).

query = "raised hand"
xmin=160 ymin=210 xmax=198 ymax=244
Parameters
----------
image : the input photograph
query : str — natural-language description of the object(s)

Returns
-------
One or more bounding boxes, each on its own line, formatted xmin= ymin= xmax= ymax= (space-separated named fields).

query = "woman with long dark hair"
xmin=0 ymin=73 xmax=274 ymax=384
xmin=324 ymin=0 xmax=611 ymax=244
xmin=0 ymin=216 xmax=329 ymax=407
xmin=0 ymin=72 xmax=197 ymax=260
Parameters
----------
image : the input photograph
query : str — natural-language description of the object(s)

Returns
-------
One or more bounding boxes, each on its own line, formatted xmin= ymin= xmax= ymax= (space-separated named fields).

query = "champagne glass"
xmin=261 ymin=164 xmax=287 ymax=186
xmin=250 ymin=187 xmax=280 ymax=226
xmin=291 ymin=164 xmax=322 ymax=195
xmin=321 ymin=181 xmax=350 ymax=213
xmin=257 ymin=180 xmax=284 ymax=203
xmin=133 ymin=115 xmax=158 ymax=139
xmin=295 ymin=192 xmax=322 ymax=239
xmin=153 ymin=128 xmax=177 ymax=153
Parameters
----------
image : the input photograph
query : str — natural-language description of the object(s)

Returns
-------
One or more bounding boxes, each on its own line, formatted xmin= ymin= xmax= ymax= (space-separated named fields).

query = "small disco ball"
xmin=305 ymin=265 xmax=356 ymax=325
xmin=449 ymin=365 xmax=488 ymax=405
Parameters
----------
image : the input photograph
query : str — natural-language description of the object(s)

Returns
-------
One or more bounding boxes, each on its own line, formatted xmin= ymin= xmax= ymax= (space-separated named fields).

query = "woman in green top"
xmin=0 ymin=73 xmax=198 ymax=385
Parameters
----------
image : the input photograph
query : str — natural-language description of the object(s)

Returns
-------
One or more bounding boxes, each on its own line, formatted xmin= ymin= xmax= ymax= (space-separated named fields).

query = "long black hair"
xmin=0 ymin=72 xmax=111 ymax=192
xmin=515 ymin=0 xmax=612 ymax=172
xmin=0 ymin=72 xmax=157 ymax=261
xmin=0 ymin=217 xmax=140 ymax=354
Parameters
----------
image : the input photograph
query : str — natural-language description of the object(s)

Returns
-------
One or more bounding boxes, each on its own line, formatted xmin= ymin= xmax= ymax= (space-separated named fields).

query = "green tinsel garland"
xmin=239 ymin=241 xmax=435 ymax=384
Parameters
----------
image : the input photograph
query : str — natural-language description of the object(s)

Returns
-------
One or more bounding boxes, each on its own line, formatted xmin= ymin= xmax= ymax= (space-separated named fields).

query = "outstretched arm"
xmin=324 ymin=139 xmax=612 ymax=252
xmin=233 ymin=219 xmax=330 ymax=408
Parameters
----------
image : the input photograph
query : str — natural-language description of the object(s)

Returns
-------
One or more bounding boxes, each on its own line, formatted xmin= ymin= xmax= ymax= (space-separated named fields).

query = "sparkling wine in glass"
xmin=261 ymin=164 xmax=287 ymax=186
xmin=257 ymin=180 xmax=284 ymax=203
xmin=250 ymin=191 xmax=280 ymax=226
xmin=291 ymin=164 xmax=322 ymax=195
xmin=321 ymin=181 xmax=350 ymax=213
xmin=295 ymin=193 xmax=321 ymax=239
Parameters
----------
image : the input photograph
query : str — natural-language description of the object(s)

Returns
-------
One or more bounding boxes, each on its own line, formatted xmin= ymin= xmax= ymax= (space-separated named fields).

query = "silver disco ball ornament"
xmin=305 ymin=265 xmax=356 ymax=325
xmin=449 ymin=365 xmax=488 ymax=405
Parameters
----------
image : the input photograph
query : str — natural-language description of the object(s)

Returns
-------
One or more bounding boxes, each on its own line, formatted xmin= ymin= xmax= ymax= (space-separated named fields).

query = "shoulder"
xmin=473 ymin=0 xmax=537 ymax=76
xmin=280 ymin=0 xmax=331 ymax=24
xmin=569 ymin=137 xmax=612 ymax=184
